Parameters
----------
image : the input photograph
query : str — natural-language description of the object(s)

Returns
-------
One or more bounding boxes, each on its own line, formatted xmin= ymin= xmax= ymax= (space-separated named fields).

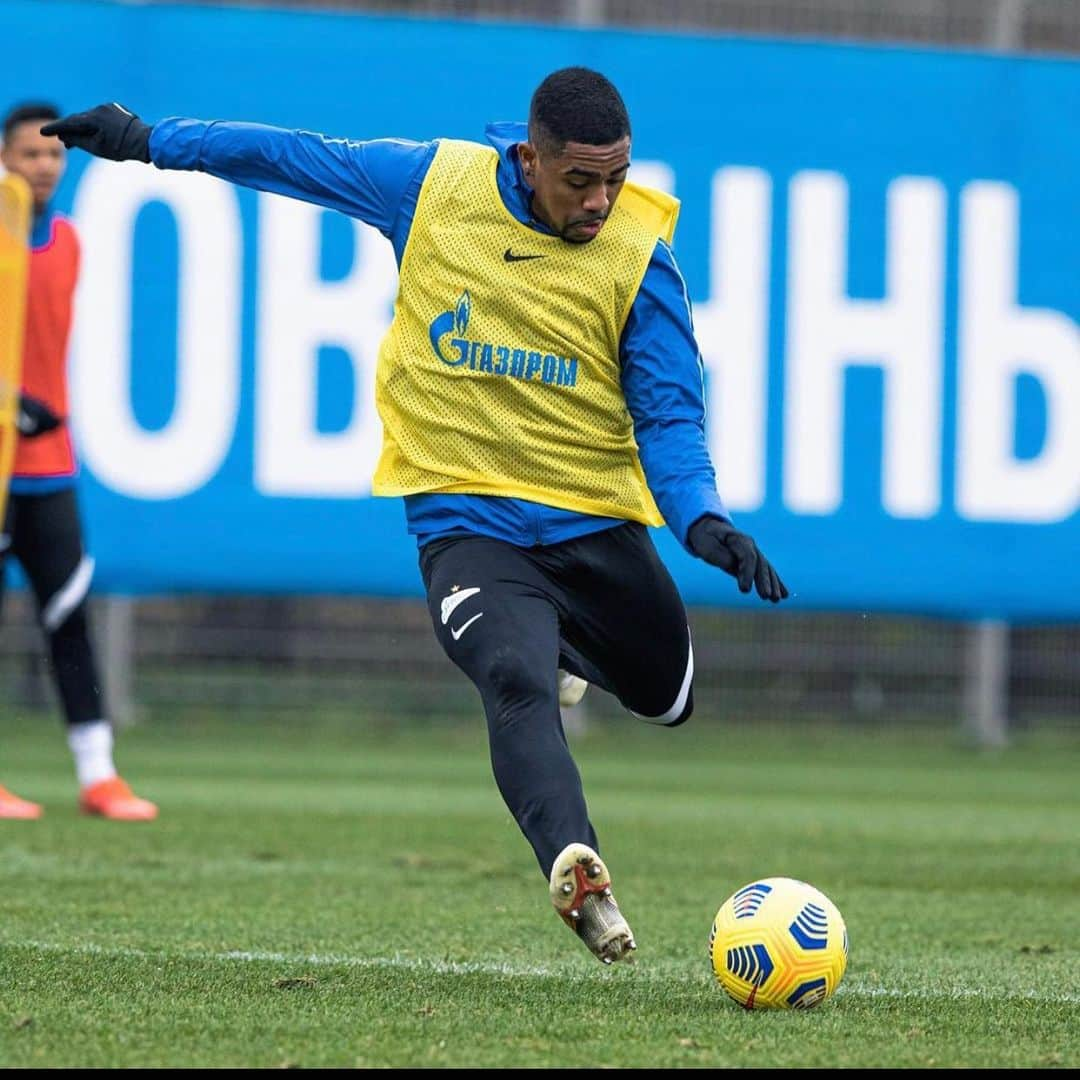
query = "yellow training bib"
xmin=372 ymin=138 xmax=680 ymax=527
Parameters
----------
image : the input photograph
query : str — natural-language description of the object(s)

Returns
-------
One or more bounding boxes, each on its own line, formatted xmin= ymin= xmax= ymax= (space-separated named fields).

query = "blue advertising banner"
xmin=2 ymin=0 xmax=1078 ymax=617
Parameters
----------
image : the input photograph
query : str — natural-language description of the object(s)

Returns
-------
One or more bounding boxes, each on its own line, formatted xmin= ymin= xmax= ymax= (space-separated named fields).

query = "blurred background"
xmin=2 ymin=0 xmax=1077 ymax=744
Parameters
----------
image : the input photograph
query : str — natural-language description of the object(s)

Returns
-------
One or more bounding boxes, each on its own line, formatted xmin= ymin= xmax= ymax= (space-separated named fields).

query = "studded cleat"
xmin=549 ymin=842 xmax=636 ymax=964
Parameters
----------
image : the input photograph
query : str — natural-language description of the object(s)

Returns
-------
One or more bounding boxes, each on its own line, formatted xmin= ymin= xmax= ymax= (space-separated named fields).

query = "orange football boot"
xmin=79 ymin=776 xmax=158 ymax=821
xmin=0 ymin=784 xmax=43 ymax=820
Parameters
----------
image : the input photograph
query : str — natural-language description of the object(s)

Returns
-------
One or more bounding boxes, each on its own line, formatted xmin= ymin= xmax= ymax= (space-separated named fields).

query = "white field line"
xmin=6 ymin=939 xmax=1079 ymax=1006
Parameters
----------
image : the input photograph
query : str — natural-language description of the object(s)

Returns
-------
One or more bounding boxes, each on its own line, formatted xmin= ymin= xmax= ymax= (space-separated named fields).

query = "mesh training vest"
xmin=372 ymin=139 xmax=680 ymax=526
xmin=14 ymin=214 xmax=80 ymax=479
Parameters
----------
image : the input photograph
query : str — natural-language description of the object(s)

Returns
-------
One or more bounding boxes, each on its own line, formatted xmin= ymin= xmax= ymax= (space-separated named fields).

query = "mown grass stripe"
xmin=8 ymin=939 xmax=1077 ymax=1006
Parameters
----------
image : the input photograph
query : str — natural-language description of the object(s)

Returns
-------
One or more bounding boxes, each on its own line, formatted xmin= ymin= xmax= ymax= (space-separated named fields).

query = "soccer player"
xmin=0 ymin=102 xmax=157 ymax=821
xmin=45 ymin=70 xmax=786 ymax=958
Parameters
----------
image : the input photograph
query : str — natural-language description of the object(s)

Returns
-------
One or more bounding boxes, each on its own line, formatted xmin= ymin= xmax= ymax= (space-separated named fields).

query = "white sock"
xmin=67 ymin=720 xmax=117 ymax=789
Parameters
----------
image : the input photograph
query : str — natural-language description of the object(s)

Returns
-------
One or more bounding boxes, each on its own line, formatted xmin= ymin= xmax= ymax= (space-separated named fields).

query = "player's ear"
xmin=518 ymin=142 xmax=537 ymax=181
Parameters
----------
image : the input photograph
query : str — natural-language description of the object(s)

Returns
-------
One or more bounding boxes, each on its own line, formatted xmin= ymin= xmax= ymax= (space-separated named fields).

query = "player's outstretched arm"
xmin=42 ymin=103 xmax=431 ymax=237
xmin=41 ymin=103 xmax=151 ymax=162
xmin=688 ymin=515 xmax=789 ymax=604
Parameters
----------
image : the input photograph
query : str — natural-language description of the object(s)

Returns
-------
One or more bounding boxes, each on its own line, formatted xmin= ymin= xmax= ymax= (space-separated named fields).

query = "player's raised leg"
xmin=553 ymin=522 xmax=695 ymax=727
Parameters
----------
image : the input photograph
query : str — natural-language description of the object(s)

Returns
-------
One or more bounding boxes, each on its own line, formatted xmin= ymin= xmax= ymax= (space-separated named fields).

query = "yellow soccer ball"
xmin=709 ymin=877 xmax=848 ymax=1009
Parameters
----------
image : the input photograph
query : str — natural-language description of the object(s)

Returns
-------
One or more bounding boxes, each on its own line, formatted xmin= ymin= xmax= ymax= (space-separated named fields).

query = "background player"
xmin=0 ymin=101 xmax=157 ymax=821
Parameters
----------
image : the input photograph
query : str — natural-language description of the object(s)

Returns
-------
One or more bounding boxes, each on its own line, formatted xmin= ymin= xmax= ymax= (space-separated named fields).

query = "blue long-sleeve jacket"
xmin=149 ymin=118 xmax=730 ymax=551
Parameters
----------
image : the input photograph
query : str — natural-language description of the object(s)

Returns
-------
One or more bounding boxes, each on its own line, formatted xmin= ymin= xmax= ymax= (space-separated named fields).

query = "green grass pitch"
xmin=0 ymin=706 xmax=1076 ymax=1068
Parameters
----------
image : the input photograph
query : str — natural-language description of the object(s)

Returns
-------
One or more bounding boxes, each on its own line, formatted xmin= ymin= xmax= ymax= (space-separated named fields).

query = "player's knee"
xmin=632 ymin=636 xmax=695 ymax=727
xmin=483 ymin=646 xmax=557 ymax=718
xmin=46 ymin=597 xmax=90 ymax=642
xmin=629 ymin=682 xmax=694 ymax=727
xmin=666 ymin=686 xmax=694 ymax=727
xmin=39 ymin=555 xmax=95 ymax=640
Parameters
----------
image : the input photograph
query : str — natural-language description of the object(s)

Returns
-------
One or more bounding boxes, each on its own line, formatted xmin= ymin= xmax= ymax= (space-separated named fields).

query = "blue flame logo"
xmin=429 ymin=288 xmax=471 ymax=366
xmin=455 ymin=289 xmax=471 ymax=334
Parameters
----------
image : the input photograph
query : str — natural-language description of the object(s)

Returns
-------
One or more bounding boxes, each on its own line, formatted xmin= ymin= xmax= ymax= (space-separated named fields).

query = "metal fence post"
xmin=958 ymin=0 xmax=1027 ymax=749
xmin=568 ymin=0 xmax=604 ymax=27
xmin=964 ymin=620 xmax=1010 ymax=747
xmin=98 ymin=596 xmax=136 ymax=728
xmin=990 ymin=0 xmax=1027 ymax=51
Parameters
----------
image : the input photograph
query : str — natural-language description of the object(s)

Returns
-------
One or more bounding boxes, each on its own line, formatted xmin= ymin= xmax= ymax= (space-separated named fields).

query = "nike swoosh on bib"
xmin=504 ymin=249 xmax=545 ymax=263
xmin=440 ymin=587 xmax=481 ymax=625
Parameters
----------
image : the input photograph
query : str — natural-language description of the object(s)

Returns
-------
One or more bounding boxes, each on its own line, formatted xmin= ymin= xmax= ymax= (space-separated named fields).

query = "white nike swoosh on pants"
xmin=450 ymin=613 xmax=484 ymax=641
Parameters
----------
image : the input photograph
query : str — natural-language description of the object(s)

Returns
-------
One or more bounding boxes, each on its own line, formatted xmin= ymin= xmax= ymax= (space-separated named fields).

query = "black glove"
xmin=41 ymin=103 xmax=152 ymax=163
xmin=16 ymin=393 xmax=62 ymax=438
xmin=688 ymin=515 xmax=789 ymax=603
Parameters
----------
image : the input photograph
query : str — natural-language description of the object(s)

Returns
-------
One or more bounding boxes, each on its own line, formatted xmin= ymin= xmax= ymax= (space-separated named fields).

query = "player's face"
xmin=520 ymin=136 xmax=631 ymax=244
xmin=1 ymin=120 xmax=66 ymax=212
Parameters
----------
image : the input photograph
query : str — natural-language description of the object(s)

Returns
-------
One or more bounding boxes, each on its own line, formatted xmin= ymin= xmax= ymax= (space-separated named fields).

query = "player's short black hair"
xmin=528 ymin=68 xmax=630 ymax=156
xmin=3 ymin=101 xmax=60 ymax=143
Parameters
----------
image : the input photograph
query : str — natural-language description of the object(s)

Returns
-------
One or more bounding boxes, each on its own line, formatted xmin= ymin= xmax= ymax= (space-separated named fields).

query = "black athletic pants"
xmin=0 ymin=488 xmax=105 ymax=727
xmin=420 ymin=523 xmax=694 ymax=876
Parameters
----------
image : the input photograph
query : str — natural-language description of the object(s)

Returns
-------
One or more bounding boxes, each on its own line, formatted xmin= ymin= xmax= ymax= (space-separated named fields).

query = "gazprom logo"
xmin=428 ymin=289 xmax=579 ymax=388
xmin=429 ymin=289 xmax=472 ymax=366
